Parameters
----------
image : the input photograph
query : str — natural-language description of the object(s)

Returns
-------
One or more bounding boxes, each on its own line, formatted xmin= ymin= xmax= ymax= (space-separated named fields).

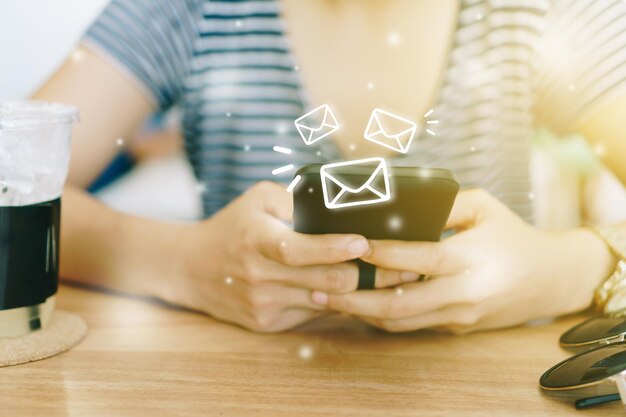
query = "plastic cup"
xmin=0 ymin=101 xmax=78 ymax=337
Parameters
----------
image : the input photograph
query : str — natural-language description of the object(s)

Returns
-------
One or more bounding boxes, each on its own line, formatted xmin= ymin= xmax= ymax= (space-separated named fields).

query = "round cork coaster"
xmin=0 ymin=310 xmax=87 ymax=367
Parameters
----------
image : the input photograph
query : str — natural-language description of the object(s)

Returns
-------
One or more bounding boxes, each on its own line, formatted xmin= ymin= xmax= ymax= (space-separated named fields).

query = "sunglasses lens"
xmin=541 ymin=342 xmax=626 ymax=389
xmin=560 ymin=314 xmax=626 ymax=346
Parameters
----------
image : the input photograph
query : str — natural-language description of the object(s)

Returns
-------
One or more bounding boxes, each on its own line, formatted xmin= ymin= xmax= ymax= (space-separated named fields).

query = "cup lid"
xmin=0 ymin=101 xmax=79 ymax=130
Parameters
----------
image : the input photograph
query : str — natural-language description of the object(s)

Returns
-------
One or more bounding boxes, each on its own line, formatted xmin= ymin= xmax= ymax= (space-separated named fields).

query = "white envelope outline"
xmin=294 ymin=104 xmax=339 ymax=145
xmin=320 ymin=157 xmax=391 ymax=209
xmin=364 ymin=108 xmax=417 ymax=154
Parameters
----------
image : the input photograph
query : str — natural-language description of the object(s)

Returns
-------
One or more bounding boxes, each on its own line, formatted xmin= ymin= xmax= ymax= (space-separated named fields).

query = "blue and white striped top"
xmin=83 ymin=0 xmax=626 ymax=223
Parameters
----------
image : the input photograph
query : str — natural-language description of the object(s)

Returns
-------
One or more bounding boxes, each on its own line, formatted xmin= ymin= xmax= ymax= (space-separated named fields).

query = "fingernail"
xmin=347 ymin=238 xmax=369 ymax=256
xmin=401 ymin=271 xmax=418 ymax=282
xmin=311 ymin=291 xmax=329 ymax=306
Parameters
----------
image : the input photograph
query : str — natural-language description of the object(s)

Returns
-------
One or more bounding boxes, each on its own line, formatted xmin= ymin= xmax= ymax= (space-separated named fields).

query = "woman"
xmin=37 ymin=0 xmax=626 ymax=332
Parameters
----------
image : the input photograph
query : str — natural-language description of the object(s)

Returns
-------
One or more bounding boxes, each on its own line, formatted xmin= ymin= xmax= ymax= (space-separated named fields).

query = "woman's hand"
xmin=312 ymin=189 xmax=617 ymax=333
xmin=159 ymin=181 xmax=409 ymax=333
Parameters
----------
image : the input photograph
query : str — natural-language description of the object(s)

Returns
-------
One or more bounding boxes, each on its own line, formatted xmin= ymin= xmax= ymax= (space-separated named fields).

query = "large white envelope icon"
xmin=294 ymin=104 xmax=339 ymax=145
xmin=320 ymin=157 xmax=391 ymax=209
xmin=364 ymin=108 xmax=417 ymax=154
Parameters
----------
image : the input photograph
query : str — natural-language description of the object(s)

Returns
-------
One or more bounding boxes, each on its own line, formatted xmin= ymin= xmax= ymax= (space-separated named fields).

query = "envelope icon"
xmin=294 ymin=104 xmax=339 ymax=145
xmin=364 ymin=108 xmax=417 ymax=154
xmin=320 ymin=157 xmax=391 ymax=209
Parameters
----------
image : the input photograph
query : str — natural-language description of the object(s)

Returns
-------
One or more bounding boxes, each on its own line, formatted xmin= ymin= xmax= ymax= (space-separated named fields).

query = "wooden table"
xmin=1 ymin=284 xmax=623 ymax=416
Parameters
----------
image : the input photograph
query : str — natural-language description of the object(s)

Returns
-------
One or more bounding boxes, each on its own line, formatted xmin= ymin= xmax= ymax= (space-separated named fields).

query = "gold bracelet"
xmin=595 ymin=260 xmax=626 ymax=313
xmin=593 ymin=222 xmax=626 ymax=313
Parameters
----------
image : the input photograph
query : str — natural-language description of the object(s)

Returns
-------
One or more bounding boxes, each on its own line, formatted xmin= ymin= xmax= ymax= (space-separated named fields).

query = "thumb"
xmin=257 ymin=181 xmax=293 ymax=222
xmin=445 ymin=189 xmax=495 ymax=230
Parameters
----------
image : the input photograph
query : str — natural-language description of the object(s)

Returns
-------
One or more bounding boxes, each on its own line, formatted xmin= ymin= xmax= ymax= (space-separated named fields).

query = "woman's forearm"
xmin=60 ymin=185 xmax=188 ymax=298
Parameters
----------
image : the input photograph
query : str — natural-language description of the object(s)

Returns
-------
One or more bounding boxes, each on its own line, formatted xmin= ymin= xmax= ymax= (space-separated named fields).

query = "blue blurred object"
xmin=87 ymin=111 xmax=173 ymax=194
xmin=87 ymin=152 xmax=135 ymax=193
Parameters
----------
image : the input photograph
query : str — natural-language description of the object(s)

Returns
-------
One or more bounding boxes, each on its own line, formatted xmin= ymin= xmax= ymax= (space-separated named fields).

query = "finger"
xmin=253 ymin=181 xmax=293 ymax=222
xmin=320 ymin=276 xmax=468 ymax=320
xmin=242 ymin=283 xmax=326 ymax=315
xmin=259 ymin=258 xmax=415 ymax=292
xmin=260 ymin=225 xmax=369 ymax=267
xmin=261 ymin=259 xmax=360 ymax=293
xmin=357 ymin=304 xmax=477 ymax=333
xmin=264 ymin=308 xmax=326 ymax=333
xmin=445 ymin=189 xmax=497 ymax=229
xmin=244 ymin=307 xmax=323 ymax=333
xmin=360 ymin=239 xmax=462 ymax=276
xmin=375 ymin=268 xmax=419 ymax=289
xmin=274 ymin=285 xmax=327 ymax=311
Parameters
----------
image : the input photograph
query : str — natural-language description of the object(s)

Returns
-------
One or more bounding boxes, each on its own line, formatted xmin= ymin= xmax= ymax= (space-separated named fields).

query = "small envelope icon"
xmin=320 ymin=157 xmax=391 ymax=209
xmin=294 ymin=104 xmax=339 ymax=145
xmin=364 ymin=108 xmax=417 ymax=154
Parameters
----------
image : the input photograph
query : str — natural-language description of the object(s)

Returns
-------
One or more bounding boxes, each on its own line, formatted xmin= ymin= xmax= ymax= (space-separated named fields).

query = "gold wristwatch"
xmin=593 ymin=222 xmax=626 ymax=313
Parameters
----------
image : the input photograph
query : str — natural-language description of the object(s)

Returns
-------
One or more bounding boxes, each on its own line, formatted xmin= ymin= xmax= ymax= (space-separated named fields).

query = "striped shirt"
xmin=83 ymin=0 xmax=626 ymax=223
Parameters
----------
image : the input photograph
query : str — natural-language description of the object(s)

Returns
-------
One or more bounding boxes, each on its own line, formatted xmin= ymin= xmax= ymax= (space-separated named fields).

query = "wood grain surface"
xmin=1 ymin=284 xmax=623 ymax=416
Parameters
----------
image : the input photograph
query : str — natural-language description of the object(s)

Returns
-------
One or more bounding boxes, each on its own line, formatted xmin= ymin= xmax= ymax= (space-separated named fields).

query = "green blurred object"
xmin=532 ymin=128 xmax=600 ymax=176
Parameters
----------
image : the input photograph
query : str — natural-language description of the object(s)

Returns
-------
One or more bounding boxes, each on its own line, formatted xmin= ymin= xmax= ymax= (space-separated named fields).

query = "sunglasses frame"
xmin=560 ymin=310 xmax=626 ymax=350
xmin=540 ymin=344 xmax=626 ymax=391
xmin=542 ymin=322 xmax=626 ymax=409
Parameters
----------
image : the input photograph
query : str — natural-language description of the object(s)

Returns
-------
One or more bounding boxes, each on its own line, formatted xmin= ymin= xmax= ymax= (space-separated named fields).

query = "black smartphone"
xmin=293 ymin=163 xmax=459 ymax=242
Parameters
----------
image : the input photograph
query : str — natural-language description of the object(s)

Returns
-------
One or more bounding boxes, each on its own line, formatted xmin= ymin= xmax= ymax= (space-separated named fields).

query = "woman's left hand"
xmin=311 ymin=189 xmax=617 ymax=333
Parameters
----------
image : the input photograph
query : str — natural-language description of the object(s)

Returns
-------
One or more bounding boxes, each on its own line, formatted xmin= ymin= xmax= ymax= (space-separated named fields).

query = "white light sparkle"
xmin=275 ymin=123 xmax=289 ymax=135
xmin=388 ymin=215 xmax=402 ymax=231
xmin=225 ymin=276 xmax=234 ymax=285
xmin=594 ymin=143 xmax=606 ymax=156
xmin=72 ymin=49 xmax=85 ymax=63
xmin=387 ymin=32 xmax=402 ymax=47
xmin=298 ymin=345 xmax=314 ymax=360
xmin=196 ymin=182 xmax=208 ymax=194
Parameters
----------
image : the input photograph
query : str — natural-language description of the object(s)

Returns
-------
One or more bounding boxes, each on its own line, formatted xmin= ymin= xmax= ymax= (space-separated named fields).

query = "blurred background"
xmin=0 ymin=0 xmax=107 ymax=98
xmin=3 ymin=0 xmax=626 ymax=229
xmin=0 ymin=0 xmax=202 ymax=222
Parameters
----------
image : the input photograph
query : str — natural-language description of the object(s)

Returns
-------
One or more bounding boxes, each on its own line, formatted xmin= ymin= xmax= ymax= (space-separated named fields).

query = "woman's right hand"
xmin=158 ymin=181 xmax=409 ymax=332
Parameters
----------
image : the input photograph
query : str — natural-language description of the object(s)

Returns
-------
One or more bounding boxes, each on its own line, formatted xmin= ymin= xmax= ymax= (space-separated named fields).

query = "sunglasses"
xmin=541 ymin=309 xmax=626 ymax=409
xmin=560 ymin=310 xmax=626 ymax=350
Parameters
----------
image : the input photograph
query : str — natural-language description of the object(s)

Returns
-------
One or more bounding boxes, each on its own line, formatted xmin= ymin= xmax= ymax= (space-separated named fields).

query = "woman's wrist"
xmin=561 ymin=227 xmax=618 ymax=309
xmin=580 ymin=227 xmax=618 ymax=285
xmin=114 ymin=213 xmax=194 ymax=301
